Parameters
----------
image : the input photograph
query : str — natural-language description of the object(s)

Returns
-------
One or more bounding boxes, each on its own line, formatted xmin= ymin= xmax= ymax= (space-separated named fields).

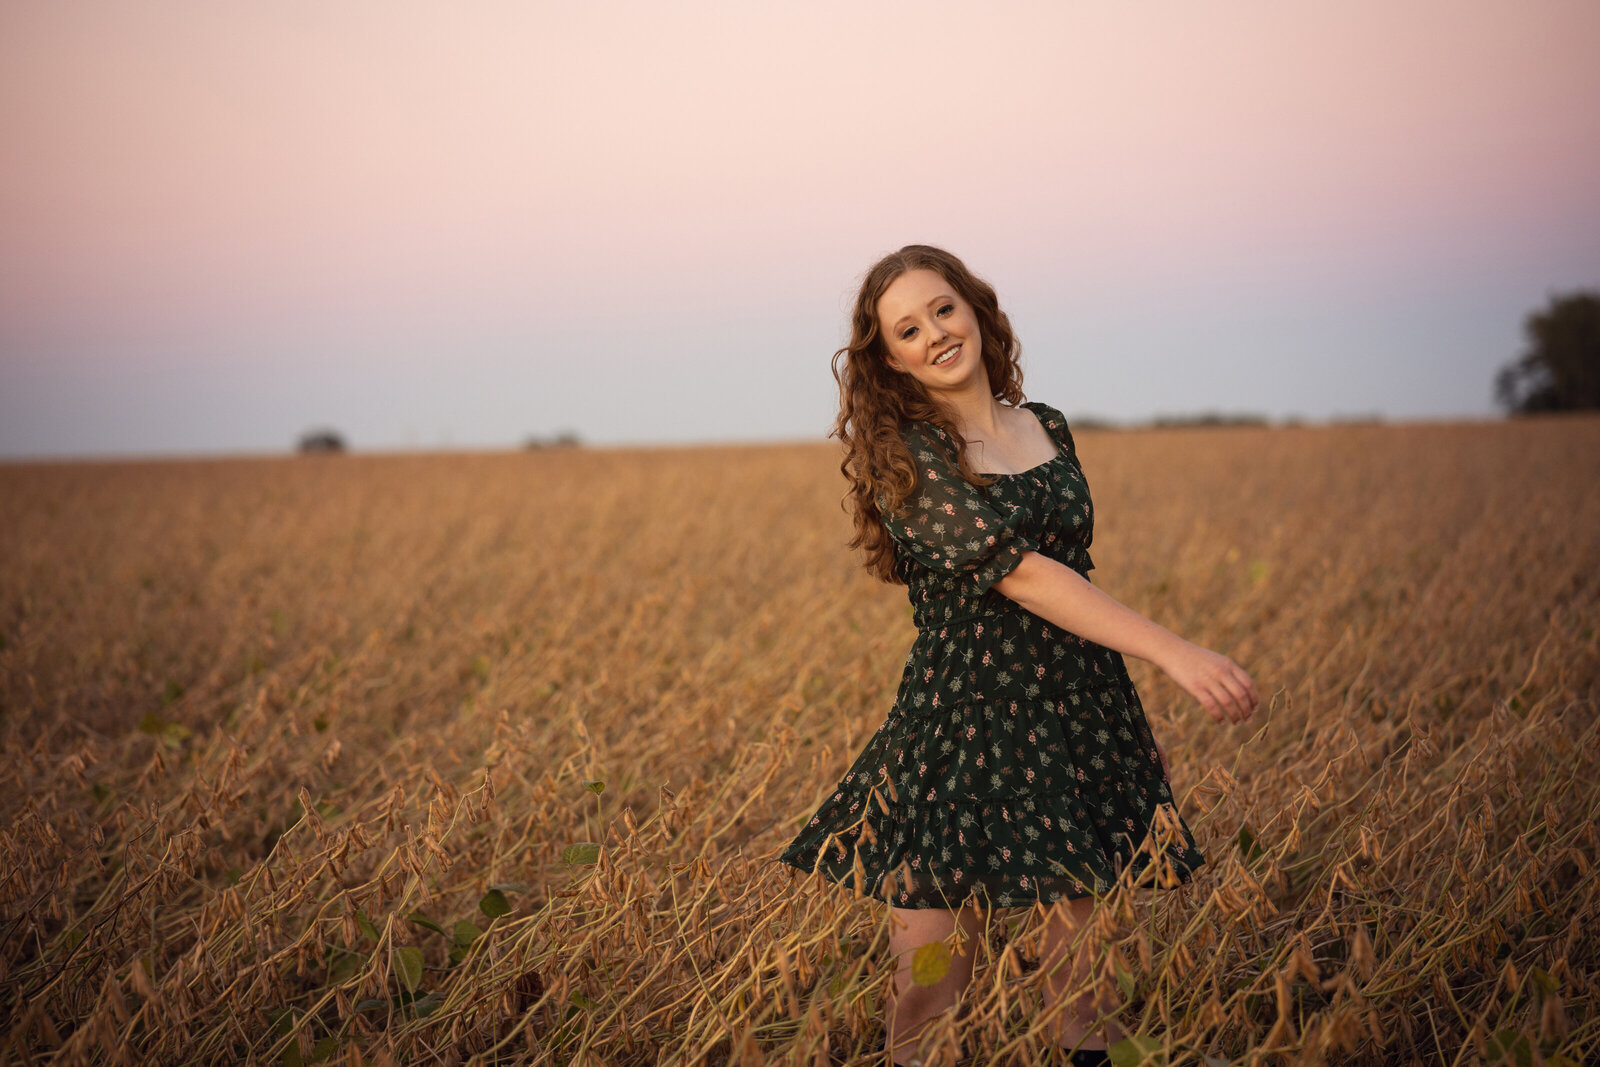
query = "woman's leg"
xmin=1035 ymin=895 xmax=1126 ymax=1052
xmin=884 ymin=901 xmax=987 ymax=1063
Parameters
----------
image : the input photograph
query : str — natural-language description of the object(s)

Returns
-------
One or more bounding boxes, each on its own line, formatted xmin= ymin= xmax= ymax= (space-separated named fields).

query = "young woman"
xmin=777 ymin=245 xmax=1259 ymax=1065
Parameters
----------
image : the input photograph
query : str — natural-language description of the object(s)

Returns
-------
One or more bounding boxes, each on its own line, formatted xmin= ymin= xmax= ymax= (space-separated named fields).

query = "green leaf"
xmin=453 ymin=920 xmax=483 ymax=948
xmin=1109 ymin=1034 xmax=1165 ymax=1066
xmin=910 ymin=941 xmax=951 ymax=986
xmin=138 ymin=712 xmax=165 ymax=734
xmin=413 ymin=992 xmax=443 ymax=1018
xmin=1237 ymin=822 xmax=1265 ymax=865
xmin=562 ymin=842 xmax=601 ymax=865
xmin=281 ymin=1045 xmax=303 ymax=1067
xmin=407 ymin=911 xmax=447 ymax=937
xmin=356 ymin=911 xmax=380 ymax=943
xmin=393 ymin=946 xmax=425 ymax=992
xmin=489 ymin=882 xmax=528 ymax=894
xmin=1115 ymin=963 xmax=1136 ymax=1000
xmin=569 ymin=991 xmax=597 ymax=1010
xmin=479 ymin=889 xmax=512 ymax=919
xmin=583 ymin=779 xmax=605 ymax=794
xmin=308 ymin=1036 xmax=339 ymax=1063
xmin=1529 ymin=965 xmax=1559 ymax=996
xmin=354 ymin=999 xmax=389 ymax=1014
xmin=1486 ymin=1029 xmax=1533 ymax=1067
xmin=326 ymin=949 xmax=362 ymax=984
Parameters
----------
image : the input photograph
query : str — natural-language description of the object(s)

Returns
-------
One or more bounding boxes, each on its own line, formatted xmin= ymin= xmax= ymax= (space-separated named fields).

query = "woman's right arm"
xmin=992 ymin=550 xmax=1259 ymax=725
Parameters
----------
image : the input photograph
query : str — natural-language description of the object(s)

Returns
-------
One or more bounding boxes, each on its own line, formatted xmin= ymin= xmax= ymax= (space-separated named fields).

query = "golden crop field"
xmin=3 ymin=416 xmax=1598 ymax=1066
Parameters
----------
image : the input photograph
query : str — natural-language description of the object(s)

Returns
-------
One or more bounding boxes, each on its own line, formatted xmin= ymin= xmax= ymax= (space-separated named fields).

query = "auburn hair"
xmin=830 ymin=245 xmax=1025 ymax=582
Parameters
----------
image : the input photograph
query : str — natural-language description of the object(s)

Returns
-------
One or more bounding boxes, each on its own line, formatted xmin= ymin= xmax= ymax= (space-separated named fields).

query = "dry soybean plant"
xmin=1 ymin=417 xmax=1597 ymax=1066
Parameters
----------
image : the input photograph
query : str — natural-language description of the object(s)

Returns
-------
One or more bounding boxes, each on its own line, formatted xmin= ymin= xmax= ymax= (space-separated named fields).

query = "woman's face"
xmin=876 ymin=269 xmax=984 ymax=395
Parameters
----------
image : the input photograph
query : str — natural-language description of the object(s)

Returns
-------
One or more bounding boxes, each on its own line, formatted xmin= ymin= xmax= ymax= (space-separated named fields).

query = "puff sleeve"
xmin=879 ymin=422 xmax=1038 ymax=593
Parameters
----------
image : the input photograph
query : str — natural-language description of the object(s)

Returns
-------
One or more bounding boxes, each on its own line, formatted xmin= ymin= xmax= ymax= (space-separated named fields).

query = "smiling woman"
xmin=777 ymin=244 xmax=1260 ymax=1065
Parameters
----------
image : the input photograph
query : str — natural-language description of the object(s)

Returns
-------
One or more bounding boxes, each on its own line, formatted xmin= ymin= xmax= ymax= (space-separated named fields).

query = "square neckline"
xmin=971 ymin=401 xmax=1065 ymax=477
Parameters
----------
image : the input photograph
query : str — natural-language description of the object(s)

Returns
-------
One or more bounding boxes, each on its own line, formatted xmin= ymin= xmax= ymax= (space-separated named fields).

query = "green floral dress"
xmin=778 ymin=401 xmax=1206 ymax=909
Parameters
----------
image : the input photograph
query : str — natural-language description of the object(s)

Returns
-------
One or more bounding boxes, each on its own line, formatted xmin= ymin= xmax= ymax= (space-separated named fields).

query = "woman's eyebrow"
xmin=889 ymin=295 xmax=955 ymax=330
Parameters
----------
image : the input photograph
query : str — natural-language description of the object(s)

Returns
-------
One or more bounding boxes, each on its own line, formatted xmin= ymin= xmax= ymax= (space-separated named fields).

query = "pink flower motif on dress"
xmin=974 ymin=517 xmax=987 ymax=530
xmin=1025 ymin=768 xmax=1036 ymax=783
xmin=953 ymin=869 xmax=963 ymax=881
xmin=965 ymin=725 xmax=976 ymax=739
xmin=982 ymin=651 xmax=992 ymax=666
xmin=1028 ymin=730 xmax=1036 ymax=743
xmin=927 ymin=470 xmax=939 ymax=481
xmin=1019 ymin=875 xmax=1029 ymax=889
xmin=942 ymin=503 xmax=955 ymax=515
xmin=1001 ymin=847 xmax=1011 ymax=861
xmin=974 ymin=624 xmax=983 ymax=636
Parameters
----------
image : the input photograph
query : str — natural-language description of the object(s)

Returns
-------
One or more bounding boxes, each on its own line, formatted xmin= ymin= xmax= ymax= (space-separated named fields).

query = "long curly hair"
xmin=831 ymin=245 xmax=1025 ymax=582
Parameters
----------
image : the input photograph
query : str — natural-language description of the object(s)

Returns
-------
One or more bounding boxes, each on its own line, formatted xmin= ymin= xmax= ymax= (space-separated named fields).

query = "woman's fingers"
xmin=1167 ymin=643 xmax=1259 ymax=724
xmin=1217 ymin=672 xmax=1253 ymax=723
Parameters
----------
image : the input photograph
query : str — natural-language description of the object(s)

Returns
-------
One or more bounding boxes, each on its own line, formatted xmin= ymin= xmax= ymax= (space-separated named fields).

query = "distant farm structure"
xmin=297 ymin=428 xmax=347 ymax=454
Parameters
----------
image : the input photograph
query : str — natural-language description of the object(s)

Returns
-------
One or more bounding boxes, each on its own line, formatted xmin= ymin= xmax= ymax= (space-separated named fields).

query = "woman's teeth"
xmin=934 ymin=346 xmax=960 ymax=365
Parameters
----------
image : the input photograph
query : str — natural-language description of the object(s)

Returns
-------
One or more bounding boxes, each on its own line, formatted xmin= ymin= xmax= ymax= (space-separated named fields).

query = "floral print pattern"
xmin=778 ymin=402 xmax=1206 ymax=908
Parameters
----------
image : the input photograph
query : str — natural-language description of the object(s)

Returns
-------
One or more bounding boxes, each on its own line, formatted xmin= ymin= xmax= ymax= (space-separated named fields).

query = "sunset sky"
xmin=3 ymin=1 xmax=1598 ymax=457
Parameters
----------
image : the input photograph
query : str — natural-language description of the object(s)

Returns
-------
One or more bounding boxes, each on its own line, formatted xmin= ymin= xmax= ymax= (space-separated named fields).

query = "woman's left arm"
xmin=992 ymin=550 xmax=1259 ymax=725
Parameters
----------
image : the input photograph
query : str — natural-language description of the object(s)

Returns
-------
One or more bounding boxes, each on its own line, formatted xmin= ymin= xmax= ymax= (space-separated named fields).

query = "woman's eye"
xmin=938 ymin=303 xmax=954 ymax=315
xmin=901 ymin=327 xmax=917 ymax=340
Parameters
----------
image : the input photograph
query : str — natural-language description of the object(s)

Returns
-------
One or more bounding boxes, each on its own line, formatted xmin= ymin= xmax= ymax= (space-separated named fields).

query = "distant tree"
xmin=298 ymin=428 xmax=347 ymax=454
xmin=1495 ymin=291 xmax=1600 ymax=414
xmin=524 ymin=430 xmax=583 ymax=450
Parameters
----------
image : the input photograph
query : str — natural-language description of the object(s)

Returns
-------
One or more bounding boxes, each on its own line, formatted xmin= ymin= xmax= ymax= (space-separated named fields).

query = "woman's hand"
xmin=1158 ymin=640 xmax=1259 ymax=725
xmin=991 ymin=553 xmax=1261 ymax=724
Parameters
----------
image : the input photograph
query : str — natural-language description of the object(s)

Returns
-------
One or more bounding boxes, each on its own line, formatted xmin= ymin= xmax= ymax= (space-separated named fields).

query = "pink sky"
xmin=2 ymin=1 xmax=1598 ymax=454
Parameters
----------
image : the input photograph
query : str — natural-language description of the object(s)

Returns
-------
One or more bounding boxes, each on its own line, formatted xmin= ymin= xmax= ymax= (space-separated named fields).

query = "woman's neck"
xmin=938 ymin=383 xmax=1008 ymax=439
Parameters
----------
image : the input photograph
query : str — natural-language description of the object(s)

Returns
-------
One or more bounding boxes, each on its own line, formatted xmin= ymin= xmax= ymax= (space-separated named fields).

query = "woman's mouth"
xmin=933 ymin=344 xmax=961 ymax=366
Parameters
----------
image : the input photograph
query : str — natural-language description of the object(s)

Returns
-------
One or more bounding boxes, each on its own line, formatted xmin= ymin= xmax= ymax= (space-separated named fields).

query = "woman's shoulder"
xmin=897 ymin=416 xmax=953 ymax=457
xmin=1019 ymin=399 xmax=1066 ymax=428
xmin=1019 ymin=400 xmax=1074 ymax=449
